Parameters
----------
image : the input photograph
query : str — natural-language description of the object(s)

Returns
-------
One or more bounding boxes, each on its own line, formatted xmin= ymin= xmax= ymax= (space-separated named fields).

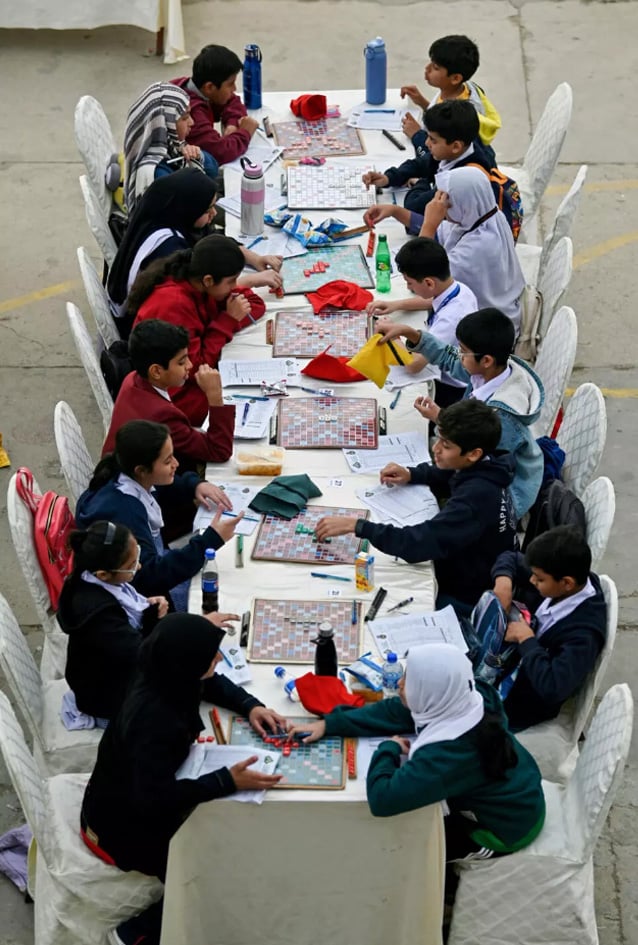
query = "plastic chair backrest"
xmin=583 ymin=477 xmax=616 ymax=570
xmin=66 ymin=302 xmax=113 ymax=433
xmin=531 ymin=306 xmax=577 ymax=438
xmin=74 ymin=95 xmax=117 ymax=220
xmin=565 ymin=683 xmax=633 ymax=860
xmin=538 ymin=165 xmax=587 ymax=277
xmin=557 ymin=383 xmax=607 ymax=496
xmin=537 ymin=236 xmax=573 ymax=340
xmin=79 ymin=175 xmax=117 ymax=267
xmin=523 ymin=82 xmax=573 ymax=218
xmin=77 ymin=247 xmax=120 ymax=349
xmin=0 ymin=593 xmax=44 ymax=739
xmin=0 ymin=690 xmax=48 ymax=859
xmin=53 ymin=401 xmax=95 ymax=504
xmin=7 ymin=473 xmax=57 ymax=630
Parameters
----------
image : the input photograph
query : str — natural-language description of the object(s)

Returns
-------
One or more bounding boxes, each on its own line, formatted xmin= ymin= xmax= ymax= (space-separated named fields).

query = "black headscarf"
xmin=108 ymin=168 xmax=217 ymax=305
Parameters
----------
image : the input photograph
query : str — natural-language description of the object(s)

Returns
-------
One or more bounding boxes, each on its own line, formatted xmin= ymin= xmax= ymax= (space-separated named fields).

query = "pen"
xmin=299 ymin=385 xmax=336 ymax=396
xmin=386 ymin=596 xmax=414 ymax=613
xmin=246 ymin=235 xmax=266 ymax=251
xmin=310 ymin=572 xmax=353 ymax=582
xmin=232 ymin=394 xmax=270 ymax=402
xmin=236 ymin=535 xmax=244 ymax=568
xmin=220 ymin=648 xmax=233 ymax=668
xmin=351 ymin=600 xmax=358 ymax=624
xmin=382 ymin=129 xmax=406 ymax=151
xmin=389 ymin=389 xmax=402 ymax=410
xmin=241 ymin=402 xmax=250 ymax=426
xmin=364 ymin=109 xmax=396 ymax=113
xmin=364 ymin=586 xmax=387 ymax=622
xmin=221 ymin=510 xmax=260 ymax=523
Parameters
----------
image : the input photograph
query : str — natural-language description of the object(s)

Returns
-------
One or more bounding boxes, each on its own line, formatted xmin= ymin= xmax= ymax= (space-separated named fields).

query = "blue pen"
xmin=364 ymin=109 xmax=396 ymax=113
xmin=221 ymin=510 xmax=261 ymax=523
xmin=241 ymin=402 xmax=250 ymax=426
xmin=310 ymin=572 xmax=353 ymax=583
xmin=232 ymin=394 xmax=270 ymax=402
xmin=246 ymin=235 xmax=266 ymax=251
xmin=389 ymin=389 xmax=402 ymax=410
xmin=220 ymin=649 xmax=233 ymax=668
xmin=351 ymin=600 xmax=358 ymax=624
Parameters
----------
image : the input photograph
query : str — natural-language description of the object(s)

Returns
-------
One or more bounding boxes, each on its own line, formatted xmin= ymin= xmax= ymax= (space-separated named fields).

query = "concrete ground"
xmin=1 ymin=0 xmax=637 ymax=940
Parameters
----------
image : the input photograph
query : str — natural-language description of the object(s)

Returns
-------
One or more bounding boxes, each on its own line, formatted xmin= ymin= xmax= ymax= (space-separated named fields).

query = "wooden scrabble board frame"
xmin=251 ymin=504 xmax=369 ymax=565
xmin=247 ymin=597 xmax=364 ymax=664
xmin=276 ymin=396 xmax=379 ymax=450
xmin=272 ymin=117 xmax=366 ymax=159
xmin=271 ymin=309 xmax=372 ymax=359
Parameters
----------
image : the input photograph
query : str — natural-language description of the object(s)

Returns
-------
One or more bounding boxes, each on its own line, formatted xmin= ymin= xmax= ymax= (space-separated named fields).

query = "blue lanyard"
xmin=427 ymin=283 xmax=461 ymax=326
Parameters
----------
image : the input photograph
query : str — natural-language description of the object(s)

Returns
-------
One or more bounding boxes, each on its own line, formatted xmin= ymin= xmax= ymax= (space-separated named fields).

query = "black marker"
xmin=382 ymin=129 xmax=406 ymax=151
xmin=364 ymin=587 xmax=387 ymax=622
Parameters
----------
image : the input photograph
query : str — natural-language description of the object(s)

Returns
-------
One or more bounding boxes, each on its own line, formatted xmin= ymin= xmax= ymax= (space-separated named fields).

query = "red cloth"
xmin=294 ymin=673 xmax=365 ymax=715
xmin=301 ymin=347 xmax=367 ymax=382
xmin=171 ymin=78 xmax=250 ymax=165
xmin=134 ymin=278 xmax=265 ymax=425
xmin=289 ymin=94 xmax=327 ymax=121
xmin=305 ymin=280 xmax=374 ymax=314
xmin=102 ymin=373 xmax=235 ymax=469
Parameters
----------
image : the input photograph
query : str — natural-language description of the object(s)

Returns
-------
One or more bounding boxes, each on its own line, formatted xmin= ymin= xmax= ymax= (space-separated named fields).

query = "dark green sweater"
xmin=324 ymin=683 xmax=545 ymax=852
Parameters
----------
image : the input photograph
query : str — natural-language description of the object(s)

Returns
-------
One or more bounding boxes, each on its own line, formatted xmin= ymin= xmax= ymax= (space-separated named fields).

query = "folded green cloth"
xmin=249 ymin=474 xmax=323 ymax=519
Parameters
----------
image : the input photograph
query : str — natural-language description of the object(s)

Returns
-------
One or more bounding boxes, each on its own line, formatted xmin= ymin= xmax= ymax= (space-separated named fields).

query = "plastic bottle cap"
xmin=243 ymin=162 xmax=263 ymax=178
xmin=274 ymin=666 xmax=286 ymax=678
xmin=205 ymin=548 xmax=216 ymax=560
xmin=386 ymin=652 xmax=398 ymax=663
xmin=318 ymin=621 xmax=334 ymax=637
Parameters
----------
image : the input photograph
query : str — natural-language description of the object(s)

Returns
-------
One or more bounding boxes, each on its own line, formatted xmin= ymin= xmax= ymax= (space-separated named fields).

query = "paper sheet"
xmin=243 ymin=230 xmax=308 ymax=260
xmin=385 ymin=362 xmax=441 ymax=389
xmin=347 ymin=105 xmax=408 ymax=131
xmin=355 ymin=482 xmax=439 ymax=526
xmin=368 ymin=605 xmax=468 ymax=658
xmin=217 ymin=184 xmax=286 ymax=219
xmin=234 ymin=398 xmax=278 ymax=439
xmin=356 ymin=736 xmax=413 ymax=775
xmin=343 ymin=430 xmax=430 ymax=474
xmin=223 ymin=141 xmax=284 ymax=175
xmin=220 ymin=358 xmax=303 ymax=388
xmin=176 ymin=743 xmax=280 ymax=803
xmin=193 ymin=482 xmax=262 ymax=536
xmin=217 ymin=645 xmax=252 ymax=685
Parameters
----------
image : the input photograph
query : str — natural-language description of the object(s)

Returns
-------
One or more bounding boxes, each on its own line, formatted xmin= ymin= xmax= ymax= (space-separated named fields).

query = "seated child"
xmin=130 ymin=235 xmax=266 ymax=426
xmin=81 ymin=613 xmax=285 ymax=945
xmin=315 ymin=399 xmax=517 ymax=617
xmin=103 ymin=320 xmax=235 ymax=471
xmin=368 ymin=236 xmax=476 ymax=406
xmin=363 ymin=99 xmax=494 ymax=214
xmin=376 ymin=308 xmax=543 ymax=519
xmin=492 ymin=525 xmax=607 ymax=731
xmin=399 ymin=34 xmax=501 ymax=149
xmin=76 ymin=420 xmax=239 ymax=609
xmin=171 ymin=44 xmax=259 ymax=166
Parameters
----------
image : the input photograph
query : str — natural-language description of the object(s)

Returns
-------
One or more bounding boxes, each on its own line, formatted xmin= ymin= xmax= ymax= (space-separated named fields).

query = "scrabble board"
xmin=229 ymin=715 xmax=346 ymax=789
xmin=248 ymin=598 xmax=363 ymax=663
xmin=277 ymin=397 xmax=379 ymax=449
xmin=272 ymin=117 xmax=365 ymax=159
xmin=286 ymin=164 xmax=376 ymax=210
xmin=251 ymin=504 xmax=368 ymax=564
xmin=272 ymin=309 xmax=371 ymax=359
xmin=280 ymin=245 xmax=373 ymax=295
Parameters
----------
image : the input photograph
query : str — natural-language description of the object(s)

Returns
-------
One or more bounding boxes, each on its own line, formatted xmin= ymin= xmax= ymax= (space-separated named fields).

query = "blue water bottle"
xmin=243 ymin=44 xmax=262 ymax=110
xmin=364 ymin=37 xmax=387 ymax=105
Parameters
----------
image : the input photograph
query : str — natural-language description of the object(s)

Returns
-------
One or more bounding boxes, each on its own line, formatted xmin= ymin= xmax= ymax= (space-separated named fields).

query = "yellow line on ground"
xmin=546 ymin=179 xmax=638 ymax=196
xmin=0 ymin=280 xmax=79 ymax=315
xmin=573 ymin=231 xmax=638 ymax=270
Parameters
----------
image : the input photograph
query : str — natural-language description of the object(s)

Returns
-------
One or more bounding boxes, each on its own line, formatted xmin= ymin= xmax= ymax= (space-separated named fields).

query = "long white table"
xmin=160 ymin=91 xmax=444 ymax=945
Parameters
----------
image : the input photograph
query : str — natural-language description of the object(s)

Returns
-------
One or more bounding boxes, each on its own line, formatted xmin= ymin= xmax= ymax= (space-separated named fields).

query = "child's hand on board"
xmin=287 ymin=720 xmax=326 ymax=743
xmin=248 ymin=706 xmax=288 ymax=738
xmin=362 ymin=170 xmax=389 ymax=190
xmin=195 ymin=481 xmax=233 ymax=512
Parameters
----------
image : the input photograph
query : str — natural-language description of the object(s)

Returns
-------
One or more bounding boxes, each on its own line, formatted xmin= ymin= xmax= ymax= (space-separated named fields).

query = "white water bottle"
xmin=240 ymin=158 xmax=265 ymax=237
xmin=274 ymin=666 xmax=301 ymax=702
xmin=381 ymin=652 xmax=404 ymax=697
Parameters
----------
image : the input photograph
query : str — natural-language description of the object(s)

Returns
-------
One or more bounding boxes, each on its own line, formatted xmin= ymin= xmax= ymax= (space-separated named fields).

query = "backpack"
xmin=522 ymin=478 xmax=587 ymax=551
xmin=15 ymin=468 xmax=75 ymax=609
xmin=468 ymin=163 xmax=524 ymax=243
xmin=468 ymin=591 xmax=519 ymax=686
xmin=100 ymin=339 xmax=132 ymax=399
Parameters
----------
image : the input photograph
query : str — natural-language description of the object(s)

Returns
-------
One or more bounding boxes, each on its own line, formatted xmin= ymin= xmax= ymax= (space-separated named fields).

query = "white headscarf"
xmin=435 ymin=167 xmax=525 ymax=330
xmin=406 ymin=644 xmax=484 ymax=759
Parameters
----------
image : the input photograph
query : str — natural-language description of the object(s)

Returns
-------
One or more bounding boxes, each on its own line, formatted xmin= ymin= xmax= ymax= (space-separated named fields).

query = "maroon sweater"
xmin=171 ymin=78 xmax=250 ymax=165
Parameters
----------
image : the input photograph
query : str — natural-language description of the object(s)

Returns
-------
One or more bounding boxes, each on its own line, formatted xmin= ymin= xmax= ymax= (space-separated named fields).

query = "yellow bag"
xmin=347 ymin=334 xmax=413 ymax=388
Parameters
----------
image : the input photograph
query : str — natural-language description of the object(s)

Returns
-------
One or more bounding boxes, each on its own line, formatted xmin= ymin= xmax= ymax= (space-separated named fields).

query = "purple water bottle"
xmin=243 ymin=44 xmax=262 ymax=110
xmin=364 ymin=37 xmax=387 ymax=106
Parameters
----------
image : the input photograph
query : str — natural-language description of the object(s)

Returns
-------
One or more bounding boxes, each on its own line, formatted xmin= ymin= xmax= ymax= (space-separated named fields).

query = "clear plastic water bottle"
xmin=381 ymin=652 xmax=404 ymax=697
xmin=313 ymin=622 xmax=338 ymax=676
xmin=201 ymin=548 xmax=219 ymax=614
xmin=364 ymin=37 xmax=387 ymax=105
xmin=240 ymin=158 xmax=265 ymax=237
xmin=274 ymin=666 xmax=301 ymax=702
xmin=375 ymin=234 xmax=391 ymax=293
xmin=243 ymin=44 xmax=263 ymax=111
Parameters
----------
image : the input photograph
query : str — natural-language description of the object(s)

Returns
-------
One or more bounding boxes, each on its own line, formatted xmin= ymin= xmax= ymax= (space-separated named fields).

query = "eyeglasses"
xmin=456 ymin=347 xmax=484 ymax=360
xmin=110 ymin=545 xmax=141 ymax=575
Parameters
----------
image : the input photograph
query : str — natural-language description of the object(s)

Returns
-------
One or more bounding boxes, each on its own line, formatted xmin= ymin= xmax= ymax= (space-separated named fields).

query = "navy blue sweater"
xmin=491 ymin=551 xmax=607 ymax=730
xmin=384 ymin=137 xmax=494 ymax=189
xmin=354 ymin=454 xmax=517 ymax=606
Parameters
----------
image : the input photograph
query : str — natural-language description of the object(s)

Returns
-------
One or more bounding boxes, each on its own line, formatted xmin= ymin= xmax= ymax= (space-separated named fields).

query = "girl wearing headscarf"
xmin=124 ymin=82 xmax=219 ymax=211
xmin=81 ymin=613 xmax=284 ymax=944
xmin=290 ymin=644 xmax=545 ymax=862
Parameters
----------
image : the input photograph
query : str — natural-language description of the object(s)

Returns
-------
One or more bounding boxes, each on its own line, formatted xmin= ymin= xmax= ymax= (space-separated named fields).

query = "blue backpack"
xmin=469 ymin=591 xmax=520 ymax=686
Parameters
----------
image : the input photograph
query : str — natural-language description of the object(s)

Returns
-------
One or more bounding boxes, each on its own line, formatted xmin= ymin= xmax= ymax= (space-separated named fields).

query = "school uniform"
xmin=103 ymin=372 xmax=235 ymax=471
xmin=353 ymin=452 xmax=517 ymax=609
xmin=428 ymin=82 xmax=502 ymax=147
xmin=171 ymin=78 xmax=251 ymax=165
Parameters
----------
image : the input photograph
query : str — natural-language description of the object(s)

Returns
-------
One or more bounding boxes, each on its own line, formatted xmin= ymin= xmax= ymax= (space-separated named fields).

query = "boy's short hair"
xmin=526 ymin=525 xmax=592 ymax=585
xmin=193 ymin=45 xmax=243 ymax=89
xmin=429 ymin=35 xmax=480 ymax=81
xmin=424 ymin=100 xmax=479 ymax=146
xmin=395 ymin=237 xmax=451 ymax=282
xmin=437 ymin=399 xmax=501 ymax=455
xmin=456 ymin=308 xmax=515 ymax=367
xmin=128 ymin=319 xmax=189 ymax=376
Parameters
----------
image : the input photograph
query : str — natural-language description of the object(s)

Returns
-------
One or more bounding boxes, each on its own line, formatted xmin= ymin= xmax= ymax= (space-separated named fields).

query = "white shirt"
xmin=428 ymin=280 xmax=478 ymax=389
xmin=535 ymin=578 xmax=597 ymax=638
xmin=152 ymin=386 xmax=171 ymax=401
xmin=438 ymin=144 xmax=475 ymax=174
xmin=470 ymin=366 xmax=511 ymax=402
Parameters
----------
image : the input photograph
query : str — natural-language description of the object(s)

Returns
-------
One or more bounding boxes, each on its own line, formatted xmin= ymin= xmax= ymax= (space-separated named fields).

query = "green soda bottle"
xmin=375 ymin=233 xmax=391 ymax=293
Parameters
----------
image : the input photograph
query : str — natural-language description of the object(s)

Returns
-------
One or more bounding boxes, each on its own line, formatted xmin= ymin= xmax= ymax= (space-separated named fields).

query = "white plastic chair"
xmin=530 ymin=306 xmax=578 ymax=438
xmin=583 ymin=476 xmax=616 ymax=571
xmin=448 ymin=683 xmax=633 ymax=945
xmin=54 ymin=401 xmax=95 ymax=505
xmin=536 ymin=235 xmax=573 ymax=341
xmin=501 ymin=82 xmax=573 ymax=241
xmin=0 ymin=593 xmax=102 ymax=776
xmin=516 ymin=165 xmax=587 ymax=285
xmin=74 ymin=95 xmax=118 ymax=221
xmin=79 ymin=174 xmax=118 ymax=268
xmin=77 ymin=247 xmax=120 ymax=349
xmin=66 ymin=302 xmax=113 ymax=434
xmin=516 ymin=574 xmax=618 ymax=782
xmin=7 ymin=473 xmax=67 ymax=681
xmin=556 ymin=382 xmax=607 ymax=496
xmin=0 ymin=689 xmax=162 ymax=945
